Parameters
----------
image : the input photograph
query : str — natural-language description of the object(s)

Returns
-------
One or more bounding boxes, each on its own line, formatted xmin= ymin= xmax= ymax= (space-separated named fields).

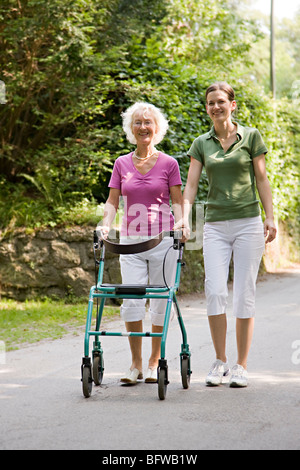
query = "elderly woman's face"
xmin=132 ymin=111 xmax=157 ymax=146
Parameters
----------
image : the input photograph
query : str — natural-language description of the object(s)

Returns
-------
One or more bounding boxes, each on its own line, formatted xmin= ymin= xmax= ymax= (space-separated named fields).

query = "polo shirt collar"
xmin=206 ymin=121 xmax=244 ymax=140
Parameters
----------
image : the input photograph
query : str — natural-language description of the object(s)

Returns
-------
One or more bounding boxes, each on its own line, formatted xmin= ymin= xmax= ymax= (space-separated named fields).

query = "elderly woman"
xmin=101 ymin=102 xmax=183 ymax=384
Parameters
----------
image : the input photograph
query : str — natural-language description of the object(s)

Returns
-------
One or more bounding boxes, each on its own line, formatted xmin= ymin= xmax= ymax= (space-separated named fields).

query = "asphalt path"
xmin=0 ymin=267 xmax=299 ymax=451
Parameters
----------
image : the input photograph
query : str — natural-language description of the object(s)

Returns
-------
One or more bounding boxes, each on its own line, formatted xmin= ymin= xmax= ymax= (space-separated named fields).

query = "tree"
xmin=0 ymin=0 xmax=169 ymax=200
xmin=242 ymin=2 xmax=300 ymax=99
xmin=0 ymin=0 xmax=298 ymax=238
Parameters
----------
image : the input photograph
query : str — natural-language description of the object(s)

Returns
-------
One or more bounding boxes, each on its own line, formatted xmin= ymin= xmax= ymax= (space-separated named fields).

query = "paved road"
xmin=0 ymin=268 xmax=299 ymax=451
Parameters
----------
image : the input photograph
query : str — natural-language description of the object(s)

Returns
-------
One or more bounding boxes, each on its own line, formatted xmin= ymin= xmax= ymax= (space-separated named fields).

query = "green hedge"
xmin=0 ymin=0 xmax=298 ymax=243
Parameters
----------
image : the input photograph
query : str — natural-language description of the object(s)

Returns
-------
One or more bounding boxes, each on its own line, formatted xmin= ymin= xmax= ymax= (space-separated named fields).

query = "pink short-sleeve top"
xmin=108 ymin=151 xmax=182 ymax=237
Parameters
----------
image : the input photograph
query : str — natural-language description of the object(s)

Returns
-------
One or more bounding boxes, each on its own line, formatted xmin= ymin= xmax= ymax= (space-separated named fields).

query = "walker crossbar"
xmin=81 ymin=230 xmax=191 ymax=400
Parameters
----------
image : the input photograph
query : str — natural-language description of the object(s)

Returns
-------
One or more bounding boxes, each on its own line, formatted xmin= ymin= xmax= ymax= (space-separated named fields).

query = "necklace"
xmin=133 ymin=148 xmax=158 ymax=161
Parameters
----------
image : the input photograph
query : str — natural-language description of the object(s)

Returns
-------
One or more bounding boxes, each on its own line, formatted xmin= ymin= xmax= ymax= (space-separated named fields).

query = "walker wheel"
xmin=93 ymin=352 xmax=104 ymax=386
xmin=158 ymin=368 xmax=167 ymax=400
xmin=181 ymin=355 xmax=191 ymax=389
xmin=82 ymin=365 xmax=93 ymax=398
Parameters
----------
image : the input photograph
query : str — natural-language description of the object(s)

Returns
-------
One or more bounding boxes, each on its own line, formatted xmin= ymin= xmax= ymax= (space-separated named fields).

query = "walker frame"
xmin=81 ymin=230 xmax=191 ymax=400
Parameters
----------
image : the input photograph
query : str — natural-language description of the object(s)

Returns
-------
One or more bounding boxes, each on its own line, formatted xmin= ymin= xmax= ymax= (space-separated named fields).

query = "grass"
xmin=0 ymin=298 xmax=120 ymax=351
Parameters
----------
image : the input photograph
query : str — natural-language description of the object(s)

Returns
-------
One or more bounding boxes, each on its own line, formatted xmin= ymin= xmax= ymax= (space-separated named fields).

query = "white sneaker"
xmin=206 ymin=359 xmax=230 ymax=386
xmin=229 ymin=364 xmax=248 ymax=388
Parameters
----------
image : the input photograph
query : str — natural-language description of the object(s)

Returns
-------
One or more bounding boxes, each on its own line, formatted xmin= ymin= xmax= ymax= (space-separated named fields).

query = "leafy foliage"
xmin=0 ymin=0 xmax=298 ymax=238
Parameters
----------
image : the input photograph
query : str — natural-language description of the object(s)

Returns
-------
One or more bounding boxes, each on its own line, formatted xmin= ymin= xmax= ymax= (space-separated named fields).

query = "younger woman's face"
xmin=206 ymin=89 xmax=236 ymax=124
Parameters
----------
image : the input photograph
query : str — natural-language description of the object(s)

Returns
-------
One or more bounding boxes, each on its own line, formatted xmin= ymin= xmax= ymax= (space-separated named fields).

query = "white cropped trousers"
xmin=119 ymin=237 xmax=178 ymax=326
xmin=203 ymin=216 xmax=265 ymax=319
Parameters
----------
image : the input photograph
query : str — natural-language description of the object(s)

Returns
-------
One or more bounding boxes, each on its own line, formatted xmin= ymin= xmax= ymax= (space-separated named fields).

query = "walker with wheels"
xmin=81 ymin=229 xmax=191 ymax=400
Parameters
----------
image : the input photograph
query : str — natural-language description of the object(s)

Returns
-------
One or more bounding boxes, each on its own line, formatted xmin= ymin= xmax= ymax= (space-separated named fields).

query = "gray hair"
xmin=121 ymin=102 xmax=169 ymax=145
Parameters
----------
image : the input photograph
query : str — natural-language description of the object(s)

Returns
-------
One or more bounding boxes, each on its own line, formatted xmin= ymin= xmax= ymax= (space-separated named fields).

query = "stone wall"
xmin=0 ymin=226 xmax=204 ymax=301
xmin=0 ymin=226 xmax=121 ymax=301
xmin=2 ymin=224 xmax=290 ymax=302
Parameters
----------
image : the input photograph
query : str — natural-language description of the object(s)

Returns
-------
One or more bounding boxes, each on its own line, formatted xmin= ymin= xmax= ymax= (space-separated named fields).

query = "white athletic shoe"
xmin=229 ymin=364 xmax=248 ymax=388
xmin=206 ymin=359 xmax=230 ymax=386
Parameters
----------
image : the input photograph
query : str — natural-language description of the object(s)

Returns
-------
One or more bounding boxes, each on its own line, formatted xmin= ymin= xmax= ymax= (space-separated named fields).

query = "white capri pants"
xmin=203 ymin=216 xmax=265 ymax=319
xmin=119 ymin=237 xmax=178 ymax=326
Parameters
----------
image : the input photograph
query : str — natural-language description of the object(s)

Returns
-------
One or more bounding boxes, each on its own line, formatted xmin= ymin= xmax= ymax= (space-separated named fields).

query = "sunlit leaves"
xmin=0 ymin=0 xmax=298 ymax=234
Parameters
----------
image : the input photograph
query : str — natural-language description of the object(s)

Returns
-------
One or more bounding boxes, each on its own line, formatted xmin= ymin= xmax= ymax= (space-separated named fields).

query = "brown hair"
xmin=205 ymin=81 xmax=235 ymax=102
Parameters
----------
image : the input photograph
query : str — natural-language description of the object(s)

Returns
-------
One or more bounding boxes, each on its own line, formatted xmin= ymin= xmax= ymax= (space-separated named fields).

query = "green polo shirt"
xmin=188 ymin=122 xmax=268 ymax=222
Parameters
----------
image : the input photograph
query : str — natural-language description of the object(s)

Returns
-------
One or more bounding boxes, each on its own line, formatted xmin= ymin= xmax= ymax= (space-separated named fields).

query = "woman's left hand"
xmin=264 ymin=218 xmax=277 ymax=243
xmin=173 ymin=219 xmax=190 ymax=243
